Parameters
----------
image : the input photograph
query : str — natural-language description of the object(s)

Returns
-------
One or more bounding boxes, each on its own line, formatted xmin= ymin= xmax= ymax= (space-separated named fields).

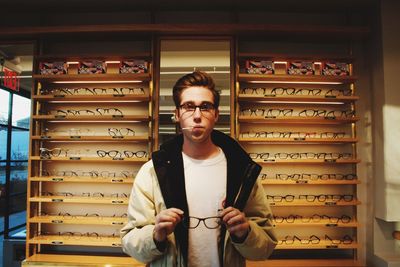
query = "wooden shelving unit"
xmin=25 ymin=48 xmax=153 ymax=266
xmin=236 ymin=51 xmax=360 ymax=266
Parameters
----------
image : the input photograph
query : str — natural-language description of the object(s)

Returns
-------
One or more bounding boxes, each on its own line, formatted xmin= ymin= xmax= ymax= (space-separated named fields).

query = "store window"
xmin=0 ymin=42 xmax=33 ymax=245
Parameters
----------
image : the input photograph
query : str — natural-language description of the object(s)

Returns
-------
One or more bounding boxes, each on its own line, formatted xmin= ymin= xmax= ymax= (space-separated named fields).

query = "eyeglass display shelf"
xmin=28 ymin=235 xmax=122 ymax=247
xmin=30 ymin=156 xmax=148 ymax=163
xmin=247 ymin=259 xmax=364 ymax=267
xmin=237 ymin=73 xmax=357 ymax=84
xmin=32 ymin=94 xmax=151 ymax=102
xmin=30 ymin=176 xmax=134 ymax=184
xmin=30 ymin=215 xmax=127 ymax=226
xmin=23 ymin=253 xmax=144 ymax=267
xmin=32 ymin=115 xmax=150 ymax=122
xmin=273 ymin=220 xmax=358 ymax=228
xmin=253 ymin=159 xmax=361 ymax=164
xmin=238 ymin=116 xmax=359 ymax=124
xmin=261 ymin=179 xmax=361 ymax=185
xmin=32 ymin=135 xmax=150 ymax=142
xmin=268 ymin=199 xmax=361 ymax=206
xmin=29 ymin=196 xmax=129 ymax=204
xmin=238 ymin=137 xmax=358 ymax=144
xmin=275 ymin=240 xmax=359 ymax=250
xmin=238 ymin=94 xmax=359 ymax=103
xmin=32 ymin=73 xmax=151 ymax=82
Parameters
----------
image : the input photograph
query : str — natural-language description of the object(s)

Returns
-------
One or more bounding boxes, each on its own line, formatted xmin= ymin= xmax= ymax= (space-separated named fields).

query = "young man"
xmin=121 ymin=71 xmax=277 ymax=267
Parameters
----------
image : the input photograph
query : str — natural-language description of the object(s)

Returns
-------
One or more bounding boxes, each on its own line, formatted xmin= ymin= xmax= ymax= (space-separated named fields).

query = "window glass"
xmin=0 ymin=89 xmax=10 ymax=125
xmin=1 ymin=162 xmax=5 ymax=222
xmin=9 ymin=199 xmax=26 ymax=229
xmin=12 ymin=94 xmax=31 ymax=129
xmin=0 ymin=126 xmax=7 ymax=161
xmin=11 ymin=128 xmax=29 ymax=161
xmin=10 ymin=161 xmax=28 ymax=195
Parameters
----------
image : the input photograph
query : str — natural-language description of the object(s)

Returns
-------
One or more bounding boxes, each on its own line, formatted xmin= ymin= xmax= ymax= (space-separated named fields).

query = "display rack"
xmin=236 ymin=53 xmax=361 ymax=266
xmin=25 ymin=54 xmax=152 ymax=266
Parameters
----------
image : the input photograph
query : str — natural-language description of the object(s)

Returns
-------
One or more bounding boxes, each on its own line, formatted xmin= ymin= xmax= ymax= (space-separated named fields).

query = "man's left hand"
xmin=220 ymin=207 xmax=250 ymax=242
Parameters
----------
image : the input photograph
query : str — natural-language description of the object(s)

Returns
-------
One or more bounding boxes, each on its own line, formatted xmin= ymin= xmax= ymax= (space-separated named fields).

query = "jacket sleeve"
xmin=231 ymin=178 xmax=278 ymax=260
xmin=120 ymin=160 xmax=169 ymax=263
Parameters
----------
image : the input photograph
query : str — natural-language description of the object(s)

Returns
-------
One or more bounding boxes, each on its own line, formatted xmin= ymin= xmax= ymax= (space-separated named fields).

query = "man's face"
xmin=175 ymin=86 xmax=219 ymax=144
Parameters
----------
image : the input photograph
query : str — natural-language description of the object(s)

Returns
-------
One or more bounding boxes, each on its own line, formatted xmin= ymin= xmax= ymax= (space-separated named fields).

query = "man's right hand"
xmin=153 ymin=208 xmax=184 ymax=242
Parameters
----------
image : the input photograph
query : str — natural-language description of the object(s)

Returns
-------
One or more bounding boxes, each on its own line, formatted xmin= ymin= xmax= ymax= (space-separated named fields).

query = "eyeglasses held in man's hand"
xmin=181 ymin=216 xmax=222 ymax=229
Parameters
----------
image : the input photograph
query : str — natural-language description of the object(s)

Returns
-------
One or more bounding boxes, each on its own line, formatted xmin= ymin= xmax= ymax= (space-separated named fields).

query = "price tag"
xmin=54 ymin=115 xmax=66 ymax=119
xmin=112 ymin=115 xmax=124 ymax=119
xmin=52 ymin=178 xmax=64 ymax=182
xmin=69 ymin=157 xmax=81 ymax=160
xmin=52 ymin=241 xmax=64 ymax=245
xmin=112 ymin=243 xmax=121 ymax=247
xmin=326 ymin=245 xmax=338 ymax=249
xmin=294 ymin=138 xmax=306 ymax=141
xmin=112 ymin=222 xmax=124 ymax=225
xmin=112 ymin=136 xmax=124 ymax=139
xmin=51 ymin=220 xmax=64 ymax=224
xmin=70 ymin=136 xmax=81 ymax=139
xmin=54 ymin=95 xmax=65 ymax=98
xmin=296 ymin=180 xmax=308 ymax=184
xmin=326 ymin=223 xmax=338 ymax=227
xmin=325 ymin=202 xmax=337 ymax=206
xmin=111 ymin=179 xmax=124 ymax=183
xmin=264 ymin=94 xmax=276 ymax=97
xmin=113 ymin=94 xmax=125 ymax=97
xmin=265 ymin=116 xmax=276 ymax=119
xmin=112 ymin=200 xmax=124 ymax=204
xmin=52 ymin=199 xmax=64 ymax=202
xmin=324 ymin=159 xmax=337 ymax=163
xmin=324 ymin=116 xmax=336 ymax=120
xmin=40 ymin=136 xmax=51 ymax=139
xmin=113 ymin=158 xmax=124 ymax=161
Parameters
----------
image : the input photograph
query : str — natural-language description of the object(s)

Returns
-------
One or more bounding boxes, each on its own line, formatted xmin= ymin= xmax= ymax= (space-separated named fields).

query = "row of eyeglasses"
xmin=241 ymin=131 xmax=347 ymax=139
xmin=43 ymin=127 xmax=136 ymax=137
xmin=35 ymin=231 xmax=120 ymax=240
xmin=273 ymin=214 xmax=352 ymax=223
xmin=240 ymin=108 xmax=355 ymax=118
xmin=277 ymin=234 xmax=353 ymax=245
xmin=259 ymin=173 xmax=357 ymax=181
xmin=240 ymin=87 xmax=352 ymax=96
xmin=39 ymin=148 xmax=147 ymax=159
xmin=41 ymin=108 xmax=124 ymax=116
xmin=40 ymin=87 xmax=146 ymax=96
xmin=249 ymin=152 xmax=353 ymax=160
xmin=40 ymin=170 xmax=136 ymax=179
xmin=40 ymin=192 xmax=130 ymax=198
xmin=266 ymin=194 xmax=354 ymax=202
xmin=38 ymin=211 xmax=127 ymax=219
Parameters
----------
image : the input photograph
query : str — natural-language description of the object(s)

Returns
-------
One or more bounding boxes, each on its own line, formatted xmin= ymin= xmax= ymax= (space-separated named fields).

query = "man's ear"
xmin=214 ymin=108 xmax=219 ymax=122
xmin=173 ymin=109 xmax=180 ymax=123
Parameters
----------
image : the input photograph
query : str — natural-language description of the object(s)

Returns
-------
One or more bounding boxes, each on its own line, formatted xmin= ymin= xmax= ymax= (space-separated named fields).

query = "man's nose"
xmin=192 ymin=106 xmax=202 ymax=118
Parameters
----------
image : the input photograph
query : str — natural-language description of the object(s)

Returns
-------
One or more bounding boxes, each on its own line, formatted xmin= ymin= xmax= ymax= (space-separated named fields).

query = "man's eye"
xmin=183 ymin=104 xmax=196 ymax=111
xmin=200 ymin=103 xmax=214 ymax=111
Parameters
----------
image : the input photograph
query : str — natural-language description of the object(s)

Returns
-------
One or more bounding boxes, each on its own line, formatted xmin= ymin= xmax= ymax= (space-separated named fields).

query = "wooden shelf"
xmin=238 ymin=73 xmax=357 ymax=84
xmin=32 ymin=94 xmax=151 ymax=102
xmin=30 ymin=176 xmax=134 ymax=184
xmin=237 ymin=53 xmax=355 ymax=62
xmin=262 ymin=179 xmax=360 ymax=185
xmin=29 ymin=196 xmax=129 ymax=204
xmin=33 ymin=73 xmax=151 ymax=82
xmin=268 ymin=199 xmax=361 ymax=207
xmin=247 ymin=259 xmax=364 ymax=267
xmin=32 ymin=115 xmax=150 ymax=122
xmin=273 ymin=219 xmax=358 ymax=228
xmin=30 ymin=215 xmax=127 ymax=226
xmin=275 ymin=240 xmax=358 ymax=250
xmin=239 ymin=137 xmax=358 ymax=144
xmin=30 ymin=156 xmax=148 ymax=163
xmin=238 ymin=94 xmax=359 ymax=103
xmin=238 ymin=116 xmax=359 ymax=124
xmin=23 ymin=254 xmax=144 ymax=267
xmin=32 ymin=135 xmax=149 ymax=142
xmin=254 ymin=159 xmax=361 ymax=164
xmin=28 ymin=235 xmax=122 ymax=247
xmin=34 ymin=53 xmax=152 ymax=61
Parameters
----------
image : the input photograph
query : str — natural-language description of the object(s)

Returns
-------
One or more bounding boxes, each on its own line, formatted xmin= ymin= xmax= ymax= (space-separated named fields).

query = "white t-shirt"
xmin=182 ymin=148 xmax=227 ymax=267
